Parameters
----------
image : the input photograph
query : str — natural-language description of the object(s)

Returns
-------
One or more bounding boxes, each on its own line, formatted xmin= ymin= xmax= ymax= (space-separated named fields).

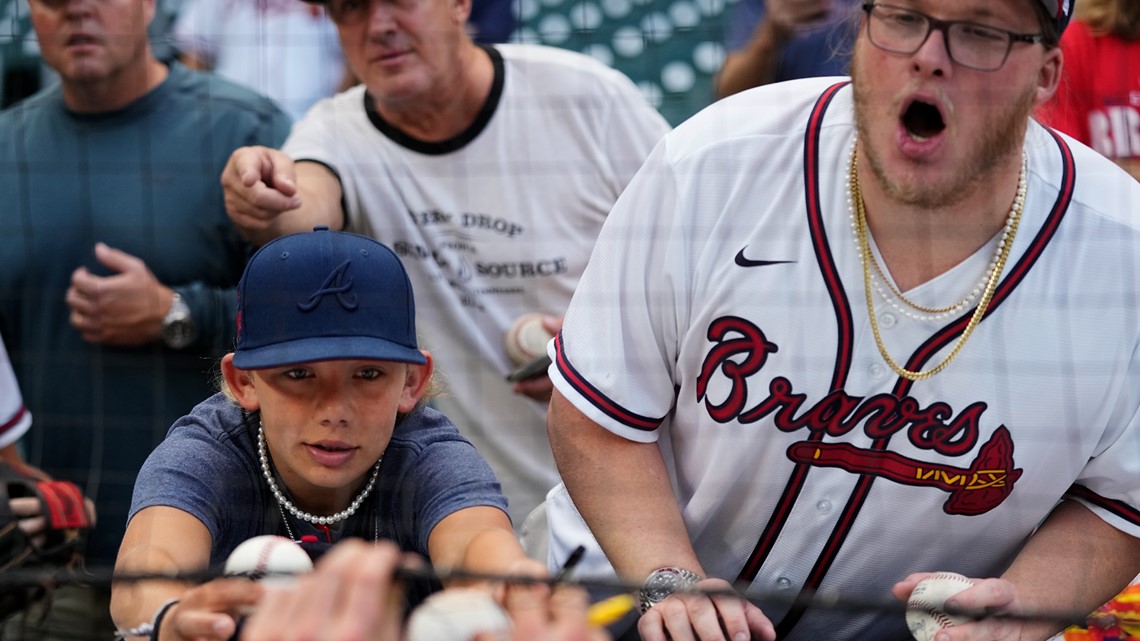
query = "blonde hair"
xmin=1077 ymin=0 xmax=1140 ymax=39
xmin=215 ymin=363 xmax=241 ymax=403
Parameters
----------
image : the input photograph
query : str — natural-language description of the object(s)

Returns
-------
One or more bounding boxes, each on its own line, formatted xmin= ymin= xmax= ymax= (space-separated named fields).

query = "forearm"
xmin=460 ymin=527 xmax=534 ymax=576
xmin=547 ymin=390 xmax=702 ymax=582
xmin=428 ymin=506 xmax=536 ymax=586
xmin=240 ymin=206 xmax=340 ymax=247
xmin=1002 ymin=500 xmax=1140 ymax=640
xmin=111 ymin=540 xmax=193 ymax=630
xmin=111 ymin=507 xmax=212 ymax=630
xmin=0 ymin=444 xmax=49 ymax=480
xmin=715 ymin=20 xmax=792 ymax=99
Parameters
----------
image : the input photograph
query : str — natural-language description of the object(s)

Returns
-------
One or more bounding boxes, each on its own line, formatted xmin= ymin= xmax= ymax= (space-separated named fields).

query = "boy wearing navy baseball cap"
xmin=112 ymin=228 xmax=546 ymax=639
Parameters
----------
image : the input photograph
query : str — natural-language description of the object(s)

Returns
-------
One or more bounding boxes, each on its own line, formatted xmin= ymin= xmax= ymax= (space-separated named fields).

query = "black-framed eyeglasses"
xmin=861 ymin=3 xmax=1044 ymax=71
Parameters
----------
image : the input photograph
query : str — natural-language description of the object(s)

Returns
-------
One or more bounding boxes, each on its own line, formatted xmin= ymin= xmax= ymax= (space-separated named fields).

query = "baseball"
xmin=405 ymin=587 xmax=511 ymax=641
xmin=504 ymin=313 xmax=554 ymax=366
xmin=906 ymin=572 xmax=974 ymax=641
xmin=223 ymin=535 xmax=313 ymax=588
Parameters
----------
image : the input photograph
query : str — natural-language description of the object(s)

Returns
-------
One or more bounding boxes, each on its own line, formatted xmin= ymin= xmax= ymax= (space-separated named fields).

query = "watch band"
xmin=638 ymin=566 xmax=703 ymax=614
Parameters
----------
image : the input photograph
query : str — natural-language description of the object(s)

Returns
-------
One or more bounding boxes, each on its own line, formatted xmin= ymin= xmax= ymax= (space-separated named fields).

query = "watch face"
xmin=163 ymin=320 xmax=195 ymax=349
xmin=645 ymin=569 xmax=683 ymax=604
xmin=162 ymin=294 xmax=196 ymax=349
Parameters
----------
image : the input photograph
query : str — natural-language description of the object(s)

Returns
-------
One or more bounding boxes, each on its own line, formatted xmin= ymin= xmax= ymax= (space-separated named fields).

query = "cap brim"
xmin=232 ymin=336 xmax=427 ymax=369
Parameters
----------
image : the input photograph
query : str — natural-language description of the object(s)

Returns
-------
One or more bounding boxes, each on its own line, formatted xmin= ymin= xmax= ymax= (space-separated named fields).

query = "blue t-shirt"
xmin=724 ymin=0 xmax=859 ymax=82
xmin=130 ymin=393 xmax=509 ymax=565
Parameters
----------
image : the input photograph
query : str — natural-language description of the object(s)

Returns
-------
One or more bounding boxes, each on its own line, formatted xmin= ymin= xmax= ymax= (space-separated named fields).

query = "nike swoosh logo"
xmin=735 ymin=248 xmax=796 ymax=268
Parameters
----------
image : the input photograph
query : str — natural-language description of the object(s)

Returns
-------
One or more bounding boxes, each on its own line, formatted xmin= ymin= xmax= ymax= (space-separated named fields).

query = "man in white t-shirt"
xmin=221 ymin=0 xmax=669 ymax=528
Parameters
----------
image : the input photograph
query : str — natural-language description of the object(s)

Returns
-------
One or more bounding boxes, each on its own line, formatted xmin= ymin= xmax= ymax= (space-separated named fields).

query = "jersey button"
xmin=869 ymin=363 xmax=886 ymax=379
xmin=816 ymin=499 xmax=832 ymax=513
xmin=776 ymin=577 xmax=793 ymax=590
xmin=879 ymin=312 xmax=897 ymax=328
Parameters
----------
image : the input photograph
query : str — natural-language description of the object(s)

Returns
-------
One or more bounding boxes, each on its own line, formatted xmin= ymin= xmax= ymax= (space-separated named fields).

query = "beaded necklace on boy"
xmin=258 ymin=422 xmax=382 ymax=541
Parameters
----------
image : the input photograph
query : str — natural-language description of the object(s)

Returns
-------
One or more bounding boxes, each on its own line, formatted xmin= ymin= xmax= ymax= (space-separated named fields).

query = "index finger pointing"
xmin=236 ymin=150 xmax=273 ymax=188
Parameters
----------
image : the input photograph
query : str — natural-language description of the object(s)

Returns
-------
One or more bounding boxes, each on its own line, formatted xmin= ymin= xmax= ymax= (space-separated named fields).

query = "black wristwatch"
xmin=639 ymin=567 xmax=703 ymax=614
xmin=161 ymin=292 xmax=196 ymax=349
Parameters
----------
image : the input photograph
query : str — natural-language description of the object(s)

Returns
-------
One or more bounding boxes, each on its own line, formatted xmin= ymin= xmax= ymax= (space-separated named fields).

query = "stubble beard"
xmin=851 ymin=51 xmax=1037 ymax=210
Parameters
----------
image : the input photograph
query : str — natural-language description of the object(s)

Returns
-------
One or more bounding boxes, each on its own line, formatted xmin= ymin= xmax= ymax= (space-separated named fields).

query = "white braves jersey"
xmin=550 ymin=77 xmax=1140 ymax=641
xmin=0 ymin=333 xmax=31 ymax=449
xmin=285 ymin=44 xmax=670 ymax=525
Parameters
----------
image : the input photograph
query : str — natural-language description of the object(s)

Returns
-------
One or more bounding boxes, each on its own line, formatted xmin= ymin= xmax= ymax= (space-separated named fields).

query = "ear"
xmin=398 ymin=352 xmax=434 ymax=413
xmin=452 ymin=0 xmax=472 ymax=27
xmin=142 ymin=0 xmax=157 ymax=29
xmin=1033 ymin=46 xmax=1063 ymax=108
xmin=221 ymin=354 xmax=261 ymax=412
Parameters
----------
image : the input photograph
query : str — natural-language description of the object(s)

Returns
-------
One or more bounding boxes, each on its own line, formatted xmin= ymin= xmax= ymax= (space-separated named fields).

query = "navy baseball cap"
xmin=232 ymin=227 xmax=427 ymax=369
xmin=1040 ymin=0 xmax=1074 ymax=34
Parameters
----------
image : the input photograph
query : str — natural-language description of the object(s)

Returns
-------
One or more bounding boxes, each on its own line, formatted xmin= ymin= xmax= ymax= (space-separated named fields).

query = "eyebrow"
xmin=903 ymin=0 xmax=1016 ymax=26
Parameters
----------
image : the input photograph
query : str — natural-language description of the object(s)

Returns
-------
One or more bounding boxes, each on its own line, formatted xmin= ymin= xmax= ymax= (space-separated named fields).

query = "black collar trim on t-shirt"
xmin=363 ymin=44 xmax=504 ymax=155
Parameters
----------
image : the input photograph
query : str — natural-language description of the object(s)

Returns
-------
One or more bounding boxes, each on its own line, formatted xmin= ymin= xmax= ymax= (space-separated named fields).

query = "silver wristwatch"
xmin=639 ymin=567 xmax=703 ymax=614
xmin=161 ymin=292 xmax=196 ymax=349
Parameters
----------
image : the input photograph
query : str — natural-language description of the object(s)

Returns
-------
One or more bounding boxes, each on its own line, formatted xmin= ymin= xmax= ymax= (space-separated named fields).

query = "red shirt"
xmin=1037 ymin=20 xmax=1140 ymax=161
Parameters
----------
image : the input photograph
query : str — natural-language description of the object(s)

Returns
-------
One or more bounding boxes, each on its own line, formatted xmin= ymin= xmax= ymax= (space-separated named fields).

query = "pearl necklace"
xmin=866 ymin=249 xmax=996 ymax=322
xmin=849 ymin=141 xmax=1026 ymax=381
xmin=258 ymin=422 xmax=382 ymax=527
xmin=847 ymin=143 xmax=1023 ymax=322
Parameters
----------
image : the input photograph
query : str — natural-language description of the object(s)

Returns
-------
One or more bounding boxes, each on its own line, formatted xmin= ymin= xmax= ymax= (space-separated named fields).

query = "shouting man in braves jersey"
xmin=546 ymin=0 xmax=1140 ymax=640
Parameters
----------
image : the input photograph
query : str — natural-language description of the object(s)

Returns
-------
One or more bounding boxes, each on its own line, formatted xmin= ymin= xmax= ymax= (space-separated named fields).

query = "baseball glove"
xmin=0 ymin=462 xmax=91 ymax=619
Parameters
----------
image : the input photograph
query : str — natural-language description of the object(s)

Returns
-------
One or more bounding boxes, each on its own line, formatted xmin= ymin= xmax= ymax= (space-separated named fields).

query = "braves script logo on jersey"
xmin=696 ymin=316 xmax=1022 ymax=515
xmin=298 ymin=261 xmax=358 ymax=312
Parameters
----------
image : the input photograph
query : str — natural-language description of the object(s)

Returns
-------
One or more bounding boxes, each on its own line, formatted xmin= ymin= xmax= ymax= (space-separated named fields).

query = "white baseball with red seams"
xmin=224 ymin=535 xmax=313 ymax=588
xmin=504 ymin=313 xmax=554 ymax=366
xmin=906 ymin=572 xmax=974 ymax=641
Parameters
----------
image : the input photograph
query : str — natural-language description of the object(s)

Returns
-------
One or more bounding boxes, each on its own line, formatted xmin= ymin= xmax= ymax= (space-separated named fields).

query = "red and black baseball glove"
xmin=0 ymin=462 xmax=91 ymax=619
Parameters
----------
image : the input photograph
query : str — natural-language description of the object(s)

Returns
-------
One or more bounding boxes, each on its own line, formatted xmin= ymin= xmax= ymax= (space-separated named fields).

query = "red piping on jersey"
xmin=900 ymin=132 xmax=1077 ymax=377
xmin=0 ymin=405 xmax=27 ymax=436
xmin=1065 ymin=484 xmax=1140 ymax=524
xmin=804 ymin=81 xmax=857 ymax=394
xmin=736 ymin=82 xmax=856 ymax=587
xmin=772 ymin=127 xmax=1078 ymax=639
xmin=553 ymin=332 xmax=663 ymax=432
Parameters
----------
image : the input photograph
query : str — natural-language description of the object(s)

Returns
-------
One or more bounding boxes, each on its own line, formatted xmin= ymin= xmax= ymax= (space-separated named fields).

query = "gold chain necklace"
xmin=850 ymin=143 xmax=1026 ymax=381
xmin=864 ymin=219 xmax=1006 ymax=317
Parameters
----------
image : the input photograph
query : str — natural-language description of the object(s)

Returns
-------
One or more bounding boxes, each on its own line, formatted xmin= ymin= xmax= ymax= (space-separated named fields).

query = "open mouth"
xmin=901 ymin=99 xmax=946 ymax=141
xmin=66 ymin=34 xmax=98 ymax=46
